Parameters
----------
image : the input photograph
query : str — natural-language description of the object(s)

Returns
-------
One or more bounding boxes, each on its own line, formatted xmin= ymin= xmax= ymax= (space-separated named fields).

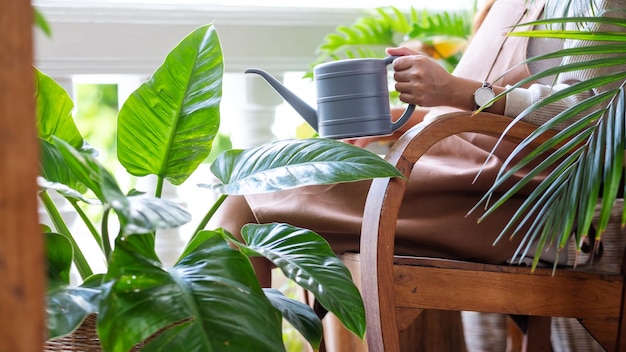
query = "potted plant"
xmin=40 ymin=24 xmax=403 ymax=351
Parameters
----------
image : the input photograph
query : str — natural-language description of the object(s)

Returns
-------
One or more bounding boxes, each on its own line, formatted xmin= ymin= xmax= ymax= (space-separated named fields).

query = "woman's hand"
xmin=386 ymin=47 xmax=458 ymax=108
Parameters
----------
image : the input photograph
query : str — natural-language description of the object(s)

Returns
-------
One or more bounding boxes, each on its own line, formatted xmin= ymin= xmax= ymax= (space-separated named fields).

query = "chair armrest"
xmin=362 ymin=110 xmax=557 ymax=259
xmin=358 ymin=111 xmax=559 ymax=350
xmin=386 ymin=110 xmax=551 ymax=170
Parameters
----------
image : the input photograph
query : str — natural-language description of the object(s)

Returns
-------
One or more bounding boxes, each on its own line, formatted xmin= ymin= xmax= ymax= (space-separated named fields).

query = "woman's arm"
xmin=385 ymin=47 xmax=509 ymax=115
xmin=388 ymin=0 xmax=626 ymax=130
xmin=507 ymin=0 xmax=626 ymax=128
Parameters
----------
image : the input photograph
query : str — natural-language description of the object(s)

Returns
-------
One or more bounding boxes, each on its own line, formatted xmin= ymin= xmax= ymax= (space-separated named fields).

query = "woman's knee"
xmin=209 ymin=195 xmax=257 ymax=237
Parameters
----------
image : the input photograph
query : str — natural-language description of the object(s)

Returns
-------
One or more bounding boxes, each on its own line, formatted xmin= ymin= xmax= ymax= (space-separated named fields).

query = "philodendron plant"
xmin=40 ymin=24 xmax=403 ymax=351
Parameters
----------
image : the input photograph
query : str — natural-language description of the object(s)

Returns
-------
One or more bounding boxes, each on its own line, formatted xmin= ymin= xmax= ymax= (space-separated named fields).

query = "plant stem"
xmin=69 ymin=199 xmax=103 ymax=251
xmin=40 ymin=191 xmax=93 ymax=279
xmin=155 ymin=176 xmax=164 ymax=199
xmin=194 ymin=194 xmax=227 ymax=234
xmin=101 ymin=208 xmax=113 ymax=261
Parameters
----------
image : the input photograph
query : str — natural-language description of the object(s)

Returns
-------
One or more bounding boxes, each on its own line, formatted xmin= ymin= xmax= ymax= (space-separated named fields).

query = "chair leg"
xmin=522 ymin=316 xmax=552 ymax=352
xmin=321 ymin=312 xmax=367 ymax=352
xmin=399 ymin=310 xmax=467 ymax=352
xmin=506 ymin=316 xmax=524 ymax=352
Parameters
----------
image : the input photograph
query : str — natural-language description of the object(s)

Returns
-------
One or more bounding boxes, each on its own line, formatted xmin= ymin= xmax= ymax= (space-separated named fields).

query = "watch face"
xmin=475 ymin=86 xmax=495 ymax=108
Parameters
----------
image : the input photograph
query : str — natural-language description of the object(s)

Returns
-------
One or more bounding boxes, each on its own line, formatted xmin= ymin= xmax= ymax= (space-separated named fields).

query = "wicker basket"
xmin=43 ymin=314 xmax=186 ymax=351
xmin=43 ymin=314 xmax=104 ymax=352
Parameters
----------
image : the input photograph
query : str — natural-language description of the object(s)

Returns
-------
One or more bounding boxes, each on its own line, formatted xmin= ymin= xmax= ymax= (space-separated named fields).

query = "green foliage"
xmin=265 ymin=288 xmax=322 ymax=349
xmin=116 ymin=26 xmax=223 ymax=186
xmin=75 ymin=84 xmax=118 ymax=166
xmin=37 ymin=23 xmax=402 ymax=351
xmin=205 ymin=132 xmax=232 ymax=164
xmin=240 ymin=223 xmax=365 ymax=336
xmin=35 ymin=71 xmax=84 ymax=150
xmin=406 ymin=8 xmax=470 ymax=40
xmin=207 ymin=138 xmax=403 ymax=195
xmin=34 ymin=7 xmax=52 ymax=37
xmin=99 ymin=232 xmax=284 ymax=352
xmin=305 ymin=6 xmax=473 ymax=78
xmin=474 ymin=10 xmax=626 ymax=268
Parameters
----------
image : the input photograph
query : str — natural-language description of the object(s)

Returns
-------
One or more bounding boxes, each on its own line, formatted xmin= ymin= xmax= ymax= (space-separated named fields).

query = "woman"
xmin=215 ymin=0 xmax=626 ymax=287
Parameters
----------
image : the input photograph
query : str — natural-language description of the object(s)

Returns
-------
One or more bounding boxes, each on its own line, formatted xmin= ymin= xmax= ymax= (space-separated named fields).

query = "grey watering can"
xmin=245 ymin=56 xmax=415 ymax=139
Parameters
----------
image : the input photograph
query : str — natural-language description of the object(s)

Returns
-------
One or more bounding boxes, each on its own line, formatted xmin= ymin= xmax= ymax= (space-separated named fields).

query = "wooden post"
xmin=0 ymin=2 xmax=45 ymax=351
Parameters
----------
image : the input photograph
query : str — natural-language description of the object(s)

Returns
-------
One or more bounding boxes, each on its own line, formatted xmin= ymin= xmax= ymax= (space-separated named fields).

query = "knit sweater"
xmin=505 ymin=0 xmax=626 ymax=128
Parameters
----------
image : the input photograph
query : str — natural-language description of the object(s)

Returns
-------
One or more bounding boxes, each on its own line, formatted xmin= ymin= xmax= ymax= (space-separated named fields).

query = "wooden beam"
xmin=0 ymin=2 xmax=45 ymax=351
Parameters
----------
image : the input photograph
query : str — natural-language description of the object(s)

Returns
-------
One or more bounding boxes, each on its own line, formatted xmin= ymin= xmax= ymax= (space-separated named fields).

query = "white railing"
xmin=33 ymin=1 xmax=367 ymax=75
xmin=33 ymin=1 xmax=368 ymax=148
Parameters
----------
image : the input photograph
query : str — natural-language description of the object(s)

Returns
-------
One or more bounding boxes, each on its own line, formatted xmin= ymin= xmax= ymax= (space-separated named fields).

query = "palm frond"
xmin=376 ymin=6 xmax=412 ymax=34
xmin=512 ymin=29 xmax=626 ymax=41
xmin=495 ymin=54 xmax=626 ymax=90
xmin=304 ymin=6 xmax=473 ymax=78
xmin=513 ymin=16 xmax=626 ymax=31
xmin=479 ymin=13 xmax=626 ymax=267
xmin=407 ymin=10 xmax=471 ymax=40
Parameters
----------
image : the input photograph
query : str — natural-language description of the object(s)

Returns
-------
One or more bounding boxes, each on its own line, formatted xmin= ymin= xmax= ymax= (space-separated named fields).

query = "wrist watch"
xmin=473 ymin=81 xmax=495 ymax=110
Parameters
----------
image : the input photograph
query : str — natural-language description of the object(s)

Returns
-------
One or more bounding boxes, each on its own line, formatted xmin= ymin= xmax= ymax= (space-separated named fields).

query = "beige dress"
xmin=247 ymin=0 xmax=626 ymax=264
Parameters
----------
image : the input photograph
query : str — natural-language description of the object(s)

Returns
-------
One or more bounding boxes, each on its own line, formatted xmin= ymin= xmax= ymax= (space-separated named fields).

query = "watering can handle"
xmin=384 ymin=56 xmax=417 ymax=132
xmin=384 ymin=55 xmax=400 ymax=65
xmin=391 ymin=104 xmax=416 ymax=132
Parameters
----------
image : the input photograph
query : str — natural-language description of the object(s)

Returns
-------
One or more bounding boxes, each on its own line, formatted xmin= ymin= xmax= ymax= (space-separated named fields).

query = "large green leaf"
xmin=264 ymin=288 xmax=323 ymax=350
xmin=46 ymin=232 xmax=73 ymax=290
xmin=53 ymin=138 xmax=191 ymax=234
xmin=53 ymin=137 xmax=121 ymax=202
xmin=120 ymin=191 xmax=192 ymax=235
xmin=117 ymin=24 xmax=223 ymax=185
xmin=98 ymin=231 xmax=284 ymax=352
xmin=44 ymin=228 xmax=101 ymax=340
xmin=46 ymin=274 xmax=103 ymax=339
xmin=240 ymin=223 xmax=366 ymax=339
xmin=37 ymin=177 xmax=99 ymax=205
xmin=35 ymin=68 xmax=84 ymax=149
xmin=206 ymin=138 xmax=403 ymax=195
xmin=40 ymin=139 xmax=89 ymax=196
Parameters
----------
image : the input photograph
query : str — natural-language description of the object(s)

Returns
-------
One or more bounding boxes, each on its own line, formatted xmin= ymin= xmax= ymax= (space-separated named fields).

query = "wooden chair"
xmin=352 ymin=111 xmax=626 ymax=351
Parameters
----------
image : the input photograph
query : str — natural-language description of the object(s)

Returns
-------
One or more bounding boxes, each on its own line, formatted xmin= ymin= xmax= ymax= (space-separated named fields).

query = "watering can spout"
xmin=245 ymin=68 xmax=319 ymax=132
